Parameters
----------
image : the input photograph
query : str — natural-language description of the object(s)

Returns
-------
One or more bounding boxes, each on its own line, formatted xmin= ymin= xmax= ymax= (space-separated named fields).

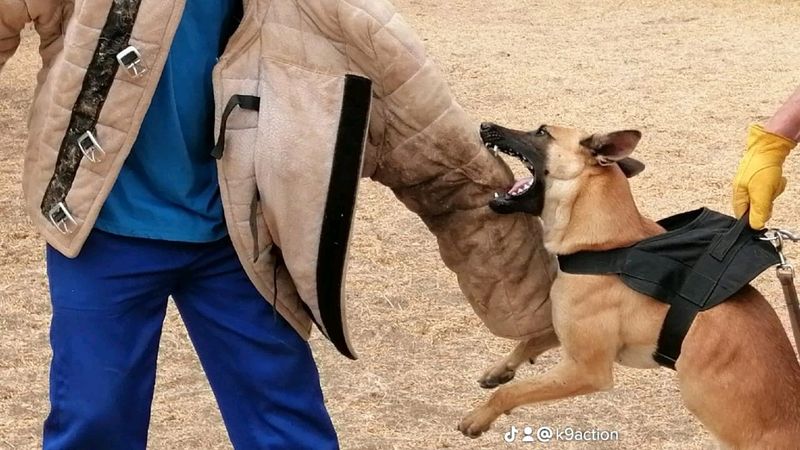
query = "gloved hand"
xmin=732 ymin=124 xmax=796 ymax=229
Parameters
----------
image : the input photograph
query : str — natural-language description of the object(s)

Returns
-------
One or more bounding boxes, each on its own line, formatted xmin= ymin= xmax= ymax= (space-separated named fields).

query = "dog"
xmin=458 ymin=122 xmax=800 ymax=448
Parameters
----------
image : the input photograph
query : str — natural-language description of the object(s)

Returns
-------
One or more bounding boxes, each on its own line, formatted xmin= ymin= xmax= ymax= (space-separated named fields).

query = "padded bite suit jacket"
xmin=0 ymin=0 xmax=556 ymax=357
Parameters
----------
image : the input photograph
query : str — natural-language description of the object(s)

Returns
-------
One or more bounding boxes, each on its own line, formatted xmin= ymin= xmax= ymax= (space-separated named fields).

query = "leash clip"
xmin=760 ymin=229 xmax=798 ymax=271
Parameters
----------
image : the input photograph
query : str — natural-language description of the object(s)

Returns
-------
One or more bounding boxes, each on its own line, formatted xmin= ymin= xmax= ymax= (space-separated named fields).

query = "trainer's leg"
xmin=172 ymin=237 xmax=338 ymax=450
xmin=43 ymin=231 xmax=174 ymax=450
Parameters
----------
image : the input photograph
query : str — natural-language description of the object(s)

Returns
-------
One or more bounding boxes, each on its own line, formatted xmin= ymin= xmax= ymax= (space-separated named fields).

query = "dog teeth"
xmin=493 ymin=192 xmax=499 ymax=198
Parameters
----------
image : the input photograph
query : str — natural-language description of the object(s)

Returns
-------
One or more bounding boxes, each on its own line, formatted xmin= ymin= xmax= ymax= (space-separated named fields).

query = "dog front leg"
xmin=459 ymin=358 xmax=613 ymax=438
xmin=478 ymin=329 xmax=560 ymax=388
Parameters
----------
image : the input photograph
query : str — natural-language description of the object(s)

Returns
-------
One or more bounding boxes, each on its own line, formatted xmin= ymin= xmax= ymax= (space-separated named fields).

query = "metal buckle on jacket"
xmin=48 ymin=202 xmax=78 ymax=234
xmin=116 ymin=46 xmax=147 ymax=78
xmin=77 ymin=131 xmax=105 ymax=163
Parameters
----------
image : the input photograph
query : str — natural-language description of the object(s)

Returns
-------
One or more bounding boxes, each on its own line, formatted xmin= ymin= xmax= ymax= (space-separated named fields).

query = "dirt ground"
xmin=2 ymin=0 xmax=800 ymax=448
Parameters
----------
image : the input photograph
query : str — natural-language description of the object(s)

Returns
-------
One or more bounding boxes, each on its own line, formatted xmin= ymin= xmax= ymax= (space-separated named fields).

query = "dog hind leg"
xmin=477 ymin=329 xmax=560 ymax=389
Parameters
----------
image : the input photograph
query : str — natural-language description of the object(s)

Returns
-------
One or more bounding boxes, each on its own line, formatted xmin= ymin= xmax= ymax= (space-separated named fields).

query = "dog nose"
xmin=480 ymin=122 xmax=494 ymax=131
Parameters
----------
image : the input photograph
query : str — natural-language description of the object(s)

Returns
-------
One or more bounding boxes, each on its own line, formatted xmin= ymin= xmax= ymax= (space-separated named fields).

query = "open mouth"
xmin=479 ymin=122 xmax=545 ymax=215
xmin=503 ymin=170 xmax=535 ymax=197
xmin=480 ymin=129 xmax=537 ymax=198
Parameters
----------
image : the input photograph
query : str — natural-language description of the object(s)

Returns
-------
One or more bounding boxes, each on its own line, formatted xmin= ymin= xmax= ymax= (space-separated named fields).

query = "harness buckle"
xmin=116 ymin=46 xmax=147 ymax=79
xmin=77 ymin=131 xmax=105 ymax=163
xmin=48 ymin=202 xmax=78 ymax=235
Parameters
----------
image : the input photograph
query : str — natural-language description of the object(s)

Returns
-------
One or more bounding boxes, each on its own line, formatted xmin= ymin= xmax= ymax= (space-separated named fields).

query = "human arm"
xmin=732 ymin=85 xmax=800 ymax=229
xmin=764 ymin=85 xmax=800 ymax=141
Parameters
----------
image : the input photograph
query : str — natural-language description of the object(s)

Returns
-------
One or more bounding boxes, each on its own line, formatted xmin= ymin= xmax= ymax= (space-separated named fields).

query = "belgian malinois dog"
xmin=458 ymin=122 xmax=800 ymax=448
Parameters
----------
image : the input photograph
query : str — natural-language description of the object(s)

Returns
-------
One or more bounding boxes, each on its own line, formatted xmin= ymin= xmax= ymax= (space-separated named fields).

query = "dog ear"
xmin=580 ymin=130 xmax=642 ymax=165
xmin=618 ymin=157 xmax=645 ymax=178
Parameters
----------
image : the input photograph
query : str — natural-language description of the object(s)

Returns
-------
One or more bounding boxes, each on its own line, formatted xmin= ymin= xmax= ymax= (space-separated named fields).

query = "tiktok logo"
xmin=504 ymin=425 xmax=518 ymax=443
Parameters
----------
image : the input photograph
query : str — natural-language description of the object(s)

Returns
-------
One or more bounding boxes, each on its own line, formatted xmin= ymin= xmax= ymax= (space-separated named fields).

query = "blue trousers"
xmin=43 ymin=230 xmax=338 ymax=449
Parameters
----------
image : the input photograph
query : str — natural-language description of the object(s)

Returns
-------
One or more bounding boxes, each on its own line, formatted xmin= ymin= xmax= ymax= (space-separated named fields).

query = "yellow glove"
xmin=732 ymin=124 xmax=796 ymax=229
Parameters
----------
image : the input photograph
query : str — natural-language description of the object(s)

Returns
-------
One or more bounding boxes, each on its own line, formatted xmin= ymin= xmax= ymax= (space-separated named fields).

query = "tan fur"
xmin=460 ymin=125 xmax=800 ymax=449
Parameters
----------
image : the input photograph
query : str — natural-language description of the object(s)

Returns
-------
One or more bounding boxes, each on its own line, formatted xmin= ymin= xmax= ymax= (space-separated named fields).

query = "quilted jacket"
xmin=0 ymin=0 xmax=556 ymax=358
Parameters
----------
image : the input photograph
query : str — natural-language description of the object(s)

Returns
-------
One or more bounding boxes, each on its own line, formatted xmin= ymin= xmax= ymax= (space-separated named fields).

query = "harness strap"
xmin=559 ymin=248 xmax=719 ymax=309
xmin=211 ymin=94 xmax=261 ymax=160
xmin=560 ymin=249 xmax=700 ymax=370
xmin=557 ymin=248 xmax=627 ymax=274
xmin=709 ymin=214 xmax=746 ymax=261
xmin=558 ymin=211 xmax=779 ymax=370
xmin=653 ymin=302 xmax=699 ymax=370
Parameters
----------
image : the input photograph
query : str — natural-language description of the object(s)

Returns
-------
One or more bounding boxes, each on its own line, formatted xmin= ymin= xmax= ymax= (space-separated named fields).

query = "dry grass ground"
xmin=2 ymin=0 xmax=800 ymax=448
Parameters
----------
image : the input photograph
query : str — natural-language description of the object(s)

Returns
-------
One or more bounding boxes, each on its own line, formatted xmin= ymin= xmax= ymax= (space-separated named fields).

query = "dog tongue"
xmin=508 ymin=177 xmax=534 ymax=194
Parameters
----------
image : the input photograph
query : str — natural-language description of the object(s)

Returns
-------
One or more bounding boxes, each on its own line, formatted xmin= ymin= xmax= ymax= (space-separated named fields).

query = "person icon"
xmin=522 ymin=426 xmax=535 ymax=442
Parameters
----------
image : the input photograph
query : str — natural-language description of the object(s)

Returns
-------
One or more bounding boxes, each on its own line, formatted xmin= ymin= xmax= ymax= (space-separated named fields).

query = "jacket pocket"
xmin=253 ymin=56 xmax=371 ymax=359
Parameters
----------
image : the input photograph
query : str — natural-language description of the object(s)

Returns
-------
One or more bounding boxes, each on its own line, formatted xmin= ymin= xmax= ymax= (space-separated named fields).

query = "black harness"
xmin=558 ymin=208 xmax=781 ymax=369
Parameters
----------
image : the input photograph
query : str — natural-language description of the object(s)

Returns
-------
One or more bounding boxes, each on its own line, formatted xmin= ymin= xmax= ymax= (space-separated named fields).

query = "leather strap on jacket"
xmin=40 ymin=0 xmax=143 ymax=218
xmin=211 ymin=94 xmax=261 ymax=160
xmin=315 ymin=74 xmax=372 ymax=359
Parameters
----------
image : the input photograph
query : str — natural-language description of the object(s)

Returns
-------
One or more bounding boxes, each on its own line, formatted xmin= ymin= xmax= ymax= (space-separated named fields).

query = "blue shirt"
xmin=95 ymin=1 xmax=242 ymax=242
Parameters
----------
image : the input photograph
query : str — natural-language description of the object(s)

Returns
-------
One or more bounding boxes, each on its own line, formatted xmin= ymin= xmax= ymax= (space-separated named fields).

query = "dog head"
xmin=480 ymin=122 xmax=644 ymax=215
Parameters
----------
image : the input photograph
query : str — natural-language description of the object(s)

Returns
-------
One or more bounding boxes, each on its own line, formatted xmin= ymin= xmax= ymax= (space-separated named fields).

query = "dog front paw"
xmin=458 ymin=406 xmax=500 ymax=438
